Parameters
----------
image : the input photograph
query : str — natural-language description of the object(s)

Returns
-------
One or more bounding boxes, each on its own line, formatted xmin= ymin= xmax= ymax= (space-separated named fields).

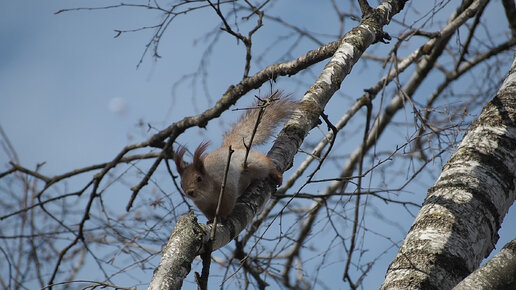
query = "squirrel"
xmin=174 ymin=91 xmax=295 ymax=221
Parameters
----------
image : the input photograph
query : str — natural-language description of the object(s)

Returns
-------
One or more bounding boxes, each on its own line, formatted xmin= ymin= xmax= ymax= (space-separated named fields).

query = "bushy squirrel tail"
xmin=222 ymin=91 xmax=296 ymax=149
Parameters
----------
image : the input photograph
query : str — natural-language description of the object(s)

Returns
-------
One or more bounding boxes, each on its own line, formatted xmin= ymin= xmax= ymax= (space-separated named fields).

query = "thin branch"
xmin=242 ymin=92 xmax=279 ymax=168
xmin=455 ymin=0 xmax=488 ymax=69
xmin=502 ymin=0 xmax=516 ymax=37
xmin=343 ymin=96 xmax=372 ymax=285
xmin=357 ymin=0 xmax=372 ymax=16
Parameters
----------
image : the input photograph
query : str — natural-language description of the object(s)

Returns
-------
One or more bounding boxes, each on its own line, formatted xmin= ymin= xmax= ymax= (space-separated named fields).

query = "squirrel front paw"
xmin=269 ymin=168 xmax=283 ymax=186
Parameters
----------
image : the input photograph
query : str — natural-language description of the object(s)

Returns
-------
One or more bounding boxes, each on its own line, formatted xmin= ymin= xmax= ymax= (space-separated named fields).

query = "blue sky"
xmin=1 ymin=1 xmax=516 ymax=289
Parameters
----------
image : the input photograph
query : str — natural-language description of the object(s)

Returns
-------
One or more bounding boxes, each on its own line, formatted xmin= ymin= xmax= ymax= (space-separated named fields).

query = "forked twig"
xmin=242 ymin=91 xmax=279 ymax=168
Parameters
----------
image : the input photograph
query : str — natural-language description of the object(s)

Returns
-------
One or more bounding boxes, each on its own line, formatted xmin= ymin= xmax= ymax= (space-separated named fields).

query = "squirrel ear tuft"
xmin=193 ymin=141 xmax=210 ymax=173
xmin=174 ymin=145 xmax=188 ymax=174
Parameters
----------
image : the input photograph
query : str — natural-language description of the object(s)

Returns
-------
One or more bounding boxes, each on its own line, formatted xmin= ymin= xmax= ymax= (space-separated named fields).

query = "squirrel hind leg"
xmin=246 ymin=151 xmax=283 ymax=186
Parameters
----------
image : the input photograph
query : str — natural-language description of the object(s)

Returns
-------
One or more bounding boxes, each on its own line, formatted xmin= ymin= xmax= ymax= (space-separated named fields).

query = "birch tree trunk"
xmin=381 ymin=51 xmax=516 ymax=289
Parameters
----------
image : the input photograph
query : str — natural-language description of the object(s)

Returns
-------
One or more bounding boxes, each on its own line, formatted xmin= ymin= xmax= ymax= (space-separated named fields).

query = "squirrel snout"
xmin=186 ymin=190 xmax=196 ymax=198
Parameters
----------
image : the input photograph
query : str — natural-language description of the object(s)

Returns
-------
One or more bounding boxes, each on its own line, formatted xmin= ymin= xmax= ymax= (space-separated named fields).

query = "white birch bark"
xmin=381 ymin=51 xmax=516 ymax=289
xmin=453 ymin=237 xmax=516 ymax=290
xmin=148 ymin=213 xmax=205 ymax=290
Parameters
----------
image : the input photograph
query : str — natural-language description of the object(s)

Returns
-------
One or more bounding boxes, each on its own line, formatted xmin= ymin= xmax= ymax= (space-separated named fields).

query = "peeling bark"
xmin=381 ymin=52 xmax=516 ymax=289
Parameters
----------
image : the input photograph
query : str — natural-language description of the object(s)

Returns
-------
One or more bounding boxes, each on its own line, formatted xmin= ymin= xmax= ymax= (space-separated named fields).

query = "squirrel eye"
xmin=196 ymin=176 xmax=202 ymax=183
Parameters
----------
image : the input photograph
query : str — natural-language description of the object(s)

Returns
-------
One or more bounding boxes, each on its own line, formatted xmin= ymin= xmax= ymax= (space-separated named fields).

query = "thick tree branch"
xmin=148 ymin=213 xmax=205 ymax=290
xmin=453 ymin=238 xmax=516 ymax=290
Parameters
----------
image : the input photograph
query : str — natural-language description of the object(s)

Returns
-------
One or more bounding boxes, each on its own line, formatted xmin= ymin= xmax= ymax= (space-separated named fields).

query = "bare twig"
xmin=207 ymin=0 xmax=264 ymax=78
xmin=343 ymin=98 xmax=372 ymax=285
xmin=242 ymin=92 xmax=279 ymax=168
